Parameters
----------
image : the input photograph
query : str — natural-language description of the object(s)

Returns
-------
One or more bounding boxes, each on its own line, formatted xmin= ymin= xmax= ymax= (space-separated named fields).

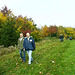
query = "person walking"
xmin=23 ymin=33 xmax=35 ymax=65
xmin=69 ymin=36 xmax=72 ymax=40
xmin=18 ymin=33 xmax=25 ymax=62
xmin=59 ymin=34 xmax=64 ymax=42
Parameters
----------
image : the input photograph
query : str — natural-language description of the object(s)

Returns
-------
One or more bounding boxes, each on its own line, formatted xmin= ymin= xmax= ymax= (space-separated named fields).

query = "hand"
xmin=23 ymin=48 xmax=25 ymax=51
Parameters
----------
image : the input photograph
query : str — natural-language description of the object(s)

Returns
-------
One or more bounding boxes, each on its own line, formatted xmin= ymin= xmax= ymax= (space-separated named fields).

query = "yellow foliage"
xmin=0 ymin=12 xmax=3 ymax=18
xmin=65 ymin=27 xmax=74 ymax=35
xmin=28 ymin=21 xmax=33 ymax=25
xmin=0 ymin=12 xmax=6 ymax=21
xmin=64 ymin=34 xmax=67 ymax=39
xmin=20 ymin=17 xmax=24 ymax=22
xmin=73 ymin=31 xmax=75 ymax=39
xmin=58 ymin=26 xmax=65 ymax=34
xmin=42 ymin=26 xmax=50 ymax=37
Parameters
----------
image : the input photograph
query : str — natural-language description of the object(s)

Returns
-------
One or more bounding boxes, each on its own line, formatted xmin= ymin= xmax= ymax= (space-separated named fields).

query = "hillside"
xmin=0 ymin=38 xmax=75 ymax=75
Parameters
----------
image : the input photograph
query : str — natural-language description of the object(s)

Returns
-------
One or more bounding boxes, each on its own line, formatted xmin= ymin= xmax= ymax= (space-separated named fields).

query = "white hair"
xmin=26 ymin=33 xmax=30 ymax=35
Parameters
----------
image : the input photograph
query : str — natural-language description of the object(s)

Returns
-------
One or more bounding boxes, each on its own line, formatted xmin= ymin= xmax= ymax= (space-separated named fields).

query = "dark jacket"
xmin=59 ymin=35 xmax=64 ymax=39
xmin=23 ymin=37 xmax=35 ymax=51
xmin=70 ymin=36 xmax=72 ymax=40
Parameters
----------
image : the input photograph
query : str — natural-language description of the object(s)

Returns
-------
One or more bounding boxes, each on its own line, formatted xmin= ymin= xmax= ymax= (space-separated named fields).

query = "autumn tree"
xmin=1 ymin=17 xmax=17 ymax=47
xmin=65 ymin=27 xmax=74 ymax=36
xmin=72 ymin=28 xmax=75 ymax=39
xmin=0 ymin=12 xmax=7 ymax=44
xmin=49 ymin=25 xmax=58 ymax=37
xmin=57 ymin=26 xmax=67 ymax=38
xmin=31 ymin=29 xmax=41 ymax=41
xmin=1 ymin=6 xmax=12 ymax=17
xmin=42 ymin=25 xmax=50 ymax=37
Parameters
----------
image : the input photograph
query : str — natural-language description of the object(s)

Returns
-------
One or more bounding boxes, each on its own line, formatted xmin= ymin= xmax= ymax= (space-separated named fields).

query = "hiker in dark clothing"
xmin=69 ymin=36 xmax=72 ymax=40
xmin=59 ymin=34 xmax=64 ymax=42
xmin=23 ymin=33 xmax=35 ymax=65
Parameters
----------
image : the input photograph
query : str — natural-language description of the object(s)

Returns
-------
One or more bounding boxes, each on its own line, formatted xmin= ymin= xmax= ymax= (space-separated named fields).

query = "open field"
xmin=0 ymin=38 xmax=75 ymax=75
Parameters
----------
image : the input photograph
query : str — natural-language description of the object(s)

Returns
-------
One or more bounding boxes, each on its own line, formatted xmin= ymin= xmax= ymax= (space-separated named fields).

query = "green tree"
xmin=31 ymin=29 xmax=41 ymax=41
xmin=1 ymin=17 xmax=17 ymax=47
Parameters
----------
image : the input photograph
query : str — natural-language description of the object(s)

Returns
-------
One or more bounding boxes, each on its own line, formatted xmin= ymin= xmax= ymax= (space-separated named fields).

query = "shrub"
xmin=31 ymin=30 xmax=42 ymax=41
xmin=1 ymin=17 xmax=18 ymax=47
xmin=0 ymin=45 xmax=17 ymax=55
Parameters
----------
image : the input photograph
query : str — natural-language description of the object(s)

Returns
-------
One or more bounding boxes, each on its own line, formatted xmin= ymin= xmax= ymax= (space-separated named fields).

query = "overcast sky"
xmin=0 ymin=0 xmax=75 ymax=28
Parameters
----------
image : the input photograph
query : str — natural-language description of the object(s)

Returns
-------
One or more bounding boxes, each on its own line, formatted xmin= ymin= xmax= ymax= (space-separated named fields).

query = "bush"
xmin=1 ymin=17 xmax=18 ymax=47
xmin=72 ymin=33 xmax=75 ymax=39
xmin=0 ymin=45 xmax=17 ymax=55
xmin=31 ymin=30 xmax=42 ymax=41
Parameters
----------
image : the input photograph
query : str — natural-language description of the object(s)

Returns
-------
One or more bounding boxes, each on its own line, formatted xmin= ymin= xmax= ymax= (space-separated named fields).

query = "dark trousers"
xmin=60 ymin=39 xmax=63 ymax=42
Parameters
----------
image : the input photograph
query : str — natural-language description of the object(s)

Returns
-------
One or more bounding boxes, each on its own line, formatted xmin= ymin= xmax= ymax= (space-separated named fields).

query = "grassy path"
xmin=0 ymin=38 xmax=75 ymax=75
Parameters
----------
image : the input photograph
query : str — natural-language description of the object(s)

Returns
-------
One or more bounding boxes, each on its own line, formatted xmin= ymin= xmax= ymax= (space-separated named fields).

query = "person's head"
xmin=60 ymin=34 xmax=63 ymax=36
xmin=20 ymin=33 xmax=23 ymax=38
xmin=26 ymin=33 xmax=30 ymax=38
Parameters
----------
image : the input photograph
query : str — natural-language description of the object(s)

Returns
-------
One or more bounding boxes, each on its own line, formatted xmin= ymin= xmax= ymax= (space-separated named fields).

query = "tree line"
xmin=0 ymin=6 xmax=75 ymax=47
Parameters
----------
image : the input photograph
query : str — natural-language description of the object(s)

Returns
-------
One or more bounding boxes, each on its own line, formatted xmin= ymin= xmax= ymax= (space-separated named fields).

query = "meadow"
xmin=0 ymin=37 xmax=75 ymax=75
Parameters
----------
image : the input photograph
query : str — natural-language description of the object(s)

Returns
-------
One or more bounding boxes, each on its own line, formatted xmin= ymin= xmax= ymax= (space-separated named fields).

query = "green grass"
xmin=0 ymin=38 xmax=75 ymax=75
